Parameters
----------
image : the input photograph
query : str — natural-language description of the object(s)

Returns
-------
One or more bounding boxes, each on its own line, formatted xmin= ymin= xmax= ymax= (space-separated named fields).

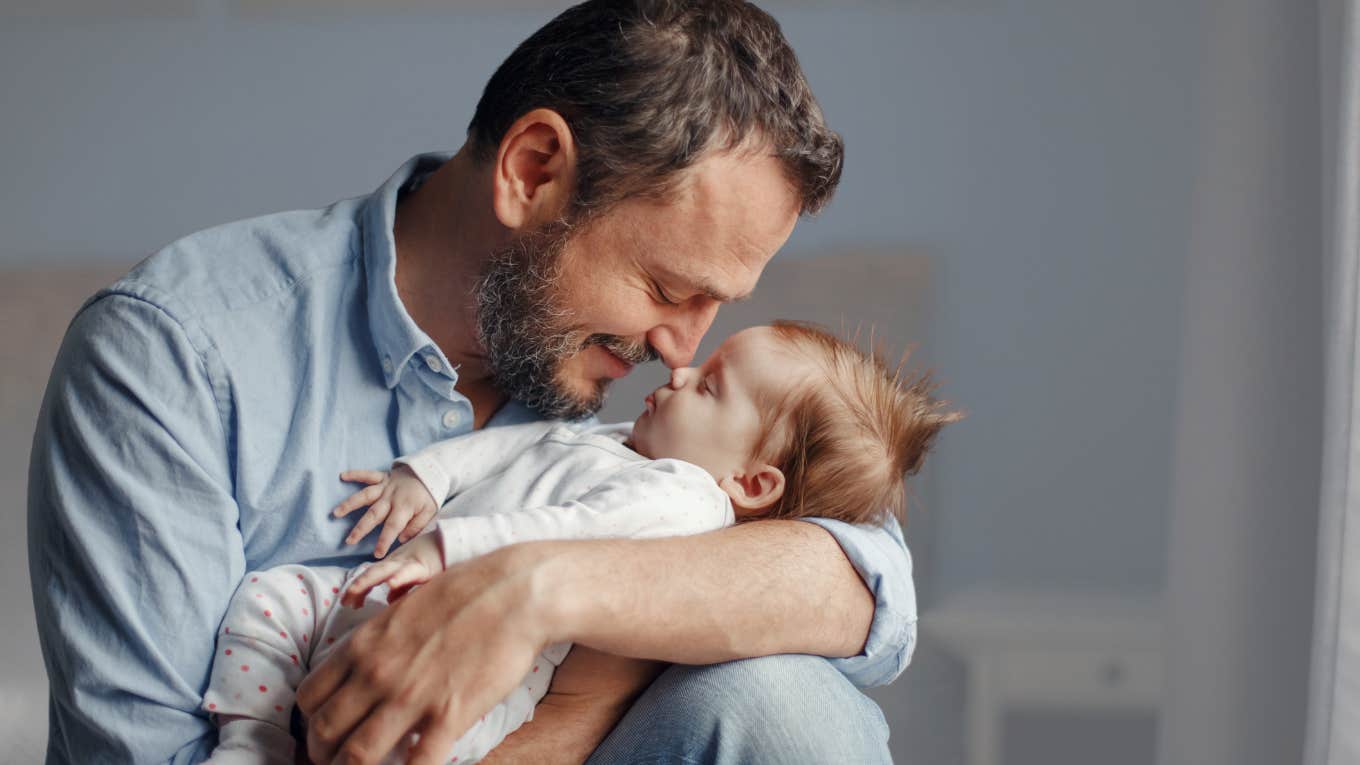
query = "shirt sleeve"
xmin=437 ymin=458 xmax=734 ymax=565
xmin=798 ymin=514 xmax=918 ymax=689
xmin=394 ymin=421 xmax=559 ymax=504
xmin=27 ymin=292 xmax=245 ymax=764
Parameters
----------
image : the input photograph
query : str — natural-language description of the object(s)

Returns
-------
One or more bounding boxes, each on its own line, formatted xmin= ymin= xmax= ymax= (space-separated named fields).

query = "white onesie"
xmin=203 ymin=421 xmax=734 ymax=765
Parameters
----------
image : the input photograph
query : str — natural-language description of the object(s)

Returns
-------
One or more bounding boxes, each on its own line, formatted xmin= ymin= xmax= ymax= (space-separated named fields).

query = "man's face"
xmin=475 ymin=150 xmax=801 ymax=419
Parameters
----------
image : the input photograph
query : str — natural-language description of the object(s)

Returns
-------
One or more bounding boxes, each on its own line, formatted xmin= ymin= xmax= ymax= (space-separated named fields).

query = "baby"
xmin=201 ymin=321 xmax=960 ymax=765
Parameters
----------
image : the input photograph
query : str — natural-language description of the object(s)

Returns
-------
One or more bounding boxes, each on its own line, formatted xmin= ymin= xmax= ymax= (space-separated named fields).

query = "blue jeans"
xmin=585 ymin=655 xmax=893 ymax=764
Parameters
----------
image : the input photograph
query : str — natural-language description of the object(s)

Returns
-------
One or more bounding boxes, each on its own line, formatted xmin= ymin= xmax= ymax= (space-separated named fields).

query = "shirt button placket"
xmin=441 ymin=409 xmax=463 ymax=430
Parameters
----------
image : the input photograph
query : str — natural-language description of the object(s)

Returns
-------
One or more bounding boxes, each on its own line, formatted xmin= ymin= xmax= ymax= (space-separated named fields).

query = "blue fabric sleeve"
xmin=798 ymin=515 xmax=918 ymax=689
xmin=28 ymin=293 xmax=245 ymax=764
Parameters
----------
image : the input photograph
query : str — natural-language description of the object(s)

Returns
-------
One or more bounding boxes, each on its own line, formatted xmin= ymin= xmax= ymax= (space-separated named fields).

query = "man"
xmin=28 ymin=2 xmax=916 ymax=763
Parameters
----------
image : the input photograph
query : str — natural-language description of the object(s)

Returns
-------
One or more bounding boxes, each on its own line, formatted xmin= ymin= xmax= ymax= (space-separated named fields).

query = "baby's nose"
xmin=670 ymin=367 xmax=696 ymax=389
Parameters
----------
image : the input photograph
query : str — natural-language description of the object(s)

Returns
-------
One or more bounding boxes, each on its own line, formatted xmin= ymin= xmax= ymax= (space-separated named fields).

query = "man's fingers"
xmin=333 ymin=484 xmax=384 ymax=519
xmin=345 ymin=499 xmax=390 ymax=546
xmin=295 ymin=655 xmax=352 ymax=737
xmin=406 ymin=709 xmax=467 ymax=765
xmin=303 ymin=675 xmax=381 ymax=765
xmin=329 ymin=699 xmax=425 ymax=765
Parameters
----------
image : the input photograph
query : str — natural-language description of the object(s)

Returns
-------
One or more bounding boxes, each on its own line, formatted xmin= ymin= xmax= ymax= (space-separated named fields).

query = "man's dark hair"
xmin=468 ymin=0 xmax=843 ymax=219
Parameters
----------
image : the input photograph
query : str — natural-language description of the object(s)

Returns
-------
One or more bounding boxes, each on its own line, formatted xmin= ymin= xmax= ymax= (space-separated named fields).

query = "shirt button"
xmin=425 ymin=355 xmax=443 ymax=374
xmin=381 ymin=357 xmax=393 ymax=375
xmin=441 ymin=409 xmax=463 ymax=429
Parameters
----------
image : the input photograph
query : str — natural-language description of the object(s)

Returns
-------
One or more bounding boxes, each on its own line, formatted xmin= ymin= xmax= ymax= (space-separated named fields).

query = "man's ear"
xmin=719 ymin=464 xmax=786 ymax=517
xmin=490 ymin=107 xmax=577 ymax=231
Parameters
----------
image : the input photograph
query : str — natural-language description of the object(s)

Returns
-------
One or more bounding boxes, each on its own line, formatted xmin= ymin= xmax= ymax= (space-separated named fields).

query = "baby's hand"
xmin=333 ymin=464 xmax=439 ymax=558
xmin=341 ymin=533 xmax=443 ymax=608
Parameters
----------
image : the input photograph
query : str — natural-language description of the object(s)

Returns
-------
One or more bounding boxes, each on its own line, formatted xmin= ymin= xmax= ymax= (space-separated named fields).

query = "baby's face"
xmin=631 ymin=325 xmax=812 ymax=479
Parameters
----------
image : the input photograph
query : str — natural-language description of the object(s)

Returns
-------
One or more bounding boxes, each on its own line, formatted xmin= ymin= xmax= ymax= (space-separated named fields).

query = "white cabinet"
xmin=922 ymin=589 xmax=1163 ymax=765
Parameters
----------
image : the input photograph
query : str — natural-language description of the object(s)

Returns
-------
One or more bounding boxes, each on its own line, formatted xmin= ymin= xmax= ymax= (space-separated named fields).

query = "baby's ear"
xmin=719 ymin=464 xmax=786 ymax=517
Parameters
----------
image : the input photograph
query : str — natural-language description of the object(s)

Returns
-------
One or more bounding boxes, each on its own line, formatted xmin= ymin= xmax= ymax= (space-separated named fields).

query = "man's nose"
xmin=648 ymin=303 xmax=720 ymax=369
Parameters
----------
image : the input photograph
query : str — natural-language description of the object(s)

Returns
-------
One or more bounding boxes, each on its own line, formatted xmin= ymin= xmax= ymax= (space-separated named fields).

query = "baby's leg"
xmin=203 ymin=564 xmax=356 ymax=764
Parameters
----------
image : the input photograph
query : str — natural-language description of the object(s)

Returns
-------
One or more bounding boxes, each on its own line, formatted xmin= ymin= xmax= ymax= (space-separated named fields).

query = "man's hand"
xmin=297 ymin=522 xmax=875 ymax=765
xmin=333 ymin=465 xmax=439 ymax=558
xmin=296 ymin=543 xmax=551 ymax=765
xmin=341 ymin=532 xmax=443 ymax=608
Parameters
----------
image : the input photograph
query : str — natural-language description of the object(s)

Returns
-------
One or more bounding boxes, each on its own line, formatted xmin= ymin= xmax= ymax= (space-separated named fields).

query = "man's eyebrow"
xmin=699 ymin=281 xmax=751 ymax=303
xmin=666 ymin=271 xmax=750 ymax=303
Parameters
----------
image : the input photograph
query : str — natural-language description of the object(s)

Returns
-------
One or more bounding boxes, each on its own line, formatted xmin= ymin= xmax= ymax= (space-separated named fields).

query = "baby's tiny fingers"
xmin=345 ymin=500 xmax=389 ymax=545
xmin=333 ymin=483 xmax=385 ymax=518
xmin=339 ymin=469 xmax=388 ymax=485
xmin=383 ymin=562 xmax=431 ymax=595
xmin=399 ymin=505 xmax=436 ymax=542
xmin=343 ymin=564 xmax=393 ymax=608
xmin=374 ymin=509 xmax=414 ymax=559
xmin=398 ymin=516 xmax=427 ymax=545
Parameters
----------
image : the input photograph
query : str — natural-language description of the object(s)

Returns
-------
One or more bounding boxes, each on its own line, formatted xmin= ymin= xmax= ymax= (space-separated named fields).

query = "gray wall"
xmin=1 ymin=0 xmax=1201 ymax=597
xmin=2 ymin=1 xmax=1217 ymax=762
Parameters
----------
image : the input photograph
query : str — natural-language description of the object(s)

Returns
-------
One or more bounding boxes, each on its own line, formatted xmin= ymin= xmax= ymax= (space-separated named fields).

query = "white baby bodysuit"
xmin=203 ymin=421 xmax=734 ymax=765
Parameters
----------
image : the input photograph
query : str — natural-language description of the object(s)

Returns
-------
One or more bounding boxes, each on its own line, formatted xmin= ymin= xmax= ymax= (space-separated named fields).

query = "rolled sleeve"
xmin=28 ymin=292 xmax=245 ymax=763
xmin=799 ymin=514 xmax=917 ymax=688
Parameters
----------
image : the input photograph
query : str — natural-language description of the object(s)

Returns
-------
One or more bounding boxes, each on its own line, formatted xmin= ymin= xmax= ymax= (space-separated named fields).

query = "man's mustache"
xmin=582 ymin=333 xmax=659 ymax=366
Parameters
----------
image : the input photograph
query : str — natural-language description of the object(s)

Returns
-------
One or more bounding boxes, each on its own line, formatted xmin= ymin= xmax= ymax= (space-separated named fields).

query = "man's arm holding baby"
xmin=479 ymin=648 xmax=666 ymax=765
xmin=337 ymin=534 xmax=667 ymax=765
xmin=298 ymin=519 xmax=884 ymax=765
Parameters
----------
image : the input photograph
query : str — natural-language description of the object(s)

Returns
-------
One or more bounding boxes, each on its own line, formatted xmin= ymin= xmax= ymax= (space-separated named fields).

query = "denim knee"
xmin=586 ymin=654 xmax=892 ymax=764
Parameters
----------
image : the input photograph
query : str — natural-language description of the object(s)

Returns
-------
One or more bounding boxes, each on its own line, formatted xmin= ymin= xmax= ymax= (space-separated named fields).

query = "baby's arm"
xmin=438 ymin=458 xmax=734 ymax=565
xmin=334 ymin=421 xmax=560 ymax=556
xmin=398 ymin=420 xmax=560 ymax=504
xmin=339 ymin=459 xmax=730 ymax=601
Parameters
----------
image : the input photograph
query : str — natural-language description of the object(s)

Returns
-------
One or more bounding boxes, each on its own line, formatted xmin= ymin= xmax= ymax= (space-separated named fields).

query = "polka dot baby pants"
xmin=203 ymin=563 xmax=568 ymax=765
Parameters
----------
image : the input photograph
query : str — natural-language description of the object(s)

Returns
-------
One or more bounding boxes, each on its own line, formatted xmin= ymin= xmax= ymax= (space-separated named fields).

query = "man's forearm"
xmin=533 ymin=520 xmax=874 ymax=663
xmin=480 ymin=648 xmax=665 ymax=765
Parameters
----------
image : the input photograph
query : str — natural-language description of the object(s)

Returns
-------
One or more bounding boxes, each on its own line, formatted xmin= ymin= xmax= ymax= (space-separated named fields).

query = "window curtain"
xmin=1305 ymin=0 xmax=1360 ymax=762
xmin=1158 ymin=0 xmax=1324 ymax=763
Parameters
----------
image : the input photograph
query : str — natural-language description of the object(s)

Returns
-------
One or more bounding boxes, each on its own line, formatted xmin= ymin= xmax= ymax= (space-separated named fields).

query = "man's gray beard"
xmin=474 ymin=219 xmax=657 ymax=420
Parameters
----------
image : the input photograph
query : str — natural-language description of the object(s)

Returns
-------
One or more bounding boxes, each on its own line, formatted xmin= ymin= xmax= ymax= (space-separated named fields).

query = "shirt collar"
xmin=361 ymin=152 xmax=456 ymax=389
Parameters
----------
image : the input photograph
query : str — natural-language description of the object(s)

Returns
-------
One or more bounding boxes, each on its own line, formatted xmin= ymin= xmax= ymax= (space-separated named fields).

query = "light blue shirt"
xmin=27 ymin=153 xmax=918 ymax=764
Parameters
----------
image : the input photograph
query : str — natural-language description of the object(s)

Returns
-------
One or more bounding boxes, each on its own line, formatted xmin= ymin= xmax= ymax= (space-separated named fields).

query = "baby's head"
xmin=629 ymin=321 xmax=962 ymax=523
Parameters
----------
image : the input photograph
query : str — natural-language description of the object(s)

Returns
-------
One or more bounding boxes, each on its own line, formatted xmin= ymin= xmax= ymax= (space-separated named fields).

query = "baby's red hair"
xmin=752 ymin=320 xmax=963 ymax=526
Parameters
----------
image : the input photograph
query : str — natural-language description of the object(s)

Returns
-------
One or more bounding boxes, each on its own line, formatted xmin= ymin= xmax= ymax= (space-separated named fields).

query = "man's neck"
xmin=392 ymin=147 xmax=510 ymax=427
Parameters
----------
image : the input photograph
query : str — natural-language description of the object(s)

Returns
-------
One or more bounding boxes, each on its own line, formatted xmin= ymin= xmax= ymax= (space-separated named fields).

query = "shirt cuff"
xmin=436 ymin=515 xmax=506 ymax=566
xmin=799 ymin=514 xmax=918 ymax=688
xmin=395 ymin=453 xmax=454 ymax=504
